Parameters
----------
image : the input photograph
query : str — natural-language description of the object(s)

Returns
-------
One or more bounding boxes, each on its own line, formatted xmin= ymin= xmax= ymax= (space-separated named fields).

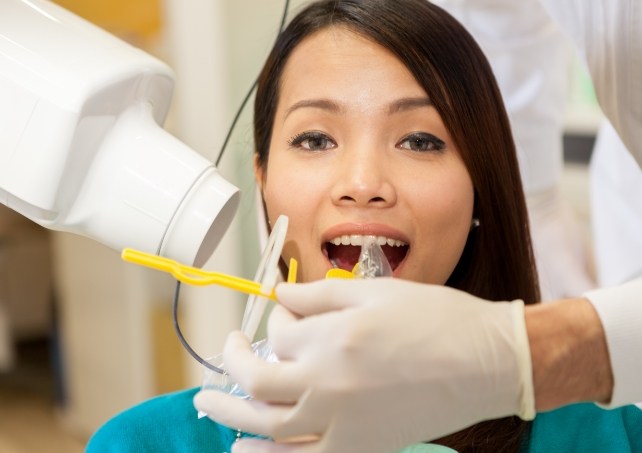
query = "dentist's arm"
xmin=525 ymin=296 xmax=613 ymax=410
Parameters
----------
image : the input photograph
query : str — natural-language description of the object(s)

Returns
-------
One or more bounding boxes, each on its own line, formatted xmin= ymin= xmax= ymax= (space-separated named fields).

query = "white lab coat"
xmin=439 ymin=0 xmax=642 ymax=408
xmin=590 ymin=121 xmax=642 ymax=287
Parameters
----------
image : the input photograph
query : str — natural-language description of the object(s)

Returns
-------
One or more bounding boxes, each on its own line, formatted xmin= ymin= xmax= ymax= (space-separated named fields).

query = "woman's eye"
xmin=397 ymin=132 xmax=445 ymax=152
xmin=288 ymin=131 xmax=336 ymax=151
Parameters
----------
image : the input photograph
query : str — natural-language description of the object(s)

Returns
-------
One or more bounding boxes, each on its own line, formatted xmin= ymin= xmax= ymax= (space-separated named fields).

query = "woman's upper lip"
xmin=322 ymin=223 xmax=409 ymax=244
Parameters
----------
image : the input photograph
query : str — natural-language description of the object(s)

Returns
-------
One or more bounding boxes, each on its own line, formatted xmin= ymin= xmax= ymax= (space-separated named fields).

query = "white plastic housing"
xmin=0 ymin=0 xmax=240 ymax=266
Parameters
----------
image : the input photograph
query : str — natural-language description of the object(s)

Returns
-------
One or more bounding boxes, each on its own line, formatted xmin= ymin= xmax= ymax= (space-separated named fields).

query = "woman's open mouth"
xmin=323 ymin=235 xmax=409 ymax=273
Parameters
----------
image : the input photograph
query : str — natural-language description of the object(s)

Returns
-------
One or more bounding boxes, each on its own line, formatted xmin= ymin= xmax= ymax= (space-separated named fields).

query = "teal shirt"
xmin=529 ymin=402 xmax=642 ymax=452
xmin=87 ymin=387 xmax=642 ymax=452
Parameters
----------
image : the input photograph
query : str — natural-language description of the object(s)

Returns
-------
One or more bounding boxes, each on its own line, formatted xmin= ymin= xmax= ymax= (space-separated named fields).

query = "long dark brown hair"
xmin=254 ymin=0 xmax=540 ymax=450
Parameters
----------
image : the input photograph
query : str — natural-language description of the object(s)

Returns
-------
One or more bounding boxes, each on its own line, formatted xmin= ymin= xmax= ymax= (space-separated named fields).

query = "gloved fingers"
xmin=267 ymin=303 xmax=299 ymax=342
xmin=193 ymin=390 xmax=326 ymax=441
xmin=268 ymin=305 xmax=365 ymax=362
xmin=266 ymin=303 xmax=323 ymax=361
xmin=193 ymin=390 xmax=291 ymax=437
xmin=275 ymin=279 xmax=383 ymax=316
xmin=223 ymin=330 xmax=307 ymax=402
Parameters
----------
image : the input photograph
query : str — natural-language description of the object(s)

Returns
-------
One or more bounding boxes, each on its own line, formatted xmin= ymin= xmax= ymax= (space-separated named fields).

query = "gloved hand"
xmin=193 ymin=278 xmax=535 ymax=453
xmin=527 ymin=187 xmax=596 ymax=300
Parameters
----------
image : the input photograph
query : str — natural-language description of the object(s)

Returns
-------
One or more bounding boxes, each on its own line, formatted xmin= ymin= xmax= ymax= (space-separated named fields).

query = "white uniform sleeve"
xmin=538 ymin=0 xmax=642 ymax=167
xmin=536 ymin=0 xmax=642 ymax=407
xmin=584 ymin=279 xmax=642 ymax=407
xmin=434 ymin=0 xmax=569 ymax=195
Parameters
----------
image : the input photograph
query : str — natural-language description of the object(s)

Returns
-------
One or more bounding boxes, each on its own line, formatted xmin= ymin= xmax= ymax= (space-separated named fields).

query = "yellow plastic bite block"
xmin=325 ymin=263 xmax=359 ymax=279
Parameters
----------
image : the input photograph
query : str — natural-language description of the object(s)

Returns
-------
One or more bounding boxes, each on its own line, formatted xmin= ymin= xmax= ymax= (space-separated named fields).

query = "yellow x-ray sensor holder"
xmin=121 ymin=216 xmax=296 ymax=301
xmin=121 ymin=248 xmax=279 ymax=299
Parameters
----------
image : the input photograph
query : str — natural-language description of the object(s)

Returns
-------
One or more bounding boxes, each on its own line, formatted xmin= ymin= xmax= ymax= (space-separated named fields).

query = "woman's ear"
xmin=253 ymin=154 xmax=271 ymax=250
xmin=254 ymin=153 xmax=265 ymax=192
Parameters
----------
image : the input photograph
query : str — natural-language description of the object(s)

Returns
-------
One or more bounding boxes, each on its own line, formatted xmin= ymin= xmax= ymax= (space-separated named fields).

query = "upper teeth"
xmin=329 ymin=235 xmax=407 ymax=247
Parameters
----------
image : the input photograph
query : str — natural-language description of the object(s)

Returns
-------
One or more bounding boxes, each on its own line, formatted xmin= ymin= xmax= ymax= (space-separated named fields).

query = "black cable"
xmin=174 ymin=0 xmax=291 ymax=375
xmin=215 ymin=77 xmax=258 ymax=167
xmin=215 ymin=0 xmax=291 ymax=167
xmin=172 ymin=281 xmax=226 ymax=374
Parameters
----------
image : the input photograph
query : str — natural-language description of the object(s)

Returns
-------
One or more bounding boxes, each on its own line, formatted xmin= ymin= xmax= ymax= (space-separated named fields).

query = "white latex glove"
xmin=527 ymin=187 xmax=596 ymax=300
xmin=194 ymin=278 xmax=535 ymax=453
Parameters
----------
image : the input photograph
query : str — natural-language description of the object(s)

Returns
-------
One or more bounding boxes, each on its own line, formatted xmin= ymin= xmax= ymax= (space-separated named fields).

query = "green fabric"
xmin=87 ymin=387 xmax=642 ymax=452
xmin=527 ymin=402 xmax=642 ymax=452
xmin=86 ymin=388 xmax=256 ymax=453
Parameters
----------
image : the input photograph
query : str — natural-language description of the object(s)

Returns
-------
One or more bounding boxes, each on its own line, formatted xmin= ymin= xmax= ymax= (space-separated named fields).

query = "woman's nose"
xmin=330 ymin=146 xmax=396 ymax=208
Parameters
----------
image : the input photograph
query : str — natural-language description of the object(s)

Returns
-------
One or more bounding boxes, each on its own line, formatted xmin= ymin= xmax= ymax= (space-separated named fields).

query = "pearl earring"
xmin=471 ymin=218 xmax=480 ymax=229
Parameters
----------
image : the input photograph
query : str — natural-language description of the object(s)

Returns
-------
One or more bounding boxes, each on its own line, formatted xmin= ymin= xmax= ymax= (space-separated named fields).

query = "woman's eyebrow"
xmin=388 ymin=97 xmax=433 ymax=114
xmin=284 ymin=99 xmax=344 ymax=119
xmin=283 ymin=97 xmax=432 ymax=119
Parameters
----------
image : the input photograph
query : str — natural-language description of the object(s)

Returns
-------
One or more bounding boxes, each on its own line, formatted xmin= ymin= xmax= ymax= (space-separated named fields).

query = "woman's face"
xmin=256 ymin=27 xmax=474 ymax=284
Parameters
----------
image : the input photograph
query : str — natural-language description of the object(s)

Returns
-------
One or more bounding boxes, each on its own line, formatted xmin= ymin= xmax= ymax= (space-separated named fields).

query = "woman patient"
xmin=87 ymin=0 xmax=642 ymax=452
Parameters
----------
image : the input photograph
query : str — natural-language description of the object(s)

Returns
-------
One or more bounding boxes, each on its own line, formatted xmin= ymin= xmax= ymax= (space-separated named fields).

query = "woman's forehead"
xmin=277 ymin=27 xmax=428 ymax=117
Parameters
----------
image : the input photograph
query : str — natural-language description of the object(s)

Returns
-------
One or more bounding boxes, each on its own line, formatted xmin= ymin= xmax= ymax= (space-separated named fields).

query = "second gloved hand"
xmin=194 ymin=278 xmax=535 ymax=453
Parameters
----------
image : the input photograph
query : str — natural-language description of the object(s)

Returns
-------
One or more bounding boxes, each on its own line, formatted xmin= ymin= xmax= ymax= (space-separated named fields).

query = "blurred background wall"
xmin=0 ymin=0 xmax=600 ymax=451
